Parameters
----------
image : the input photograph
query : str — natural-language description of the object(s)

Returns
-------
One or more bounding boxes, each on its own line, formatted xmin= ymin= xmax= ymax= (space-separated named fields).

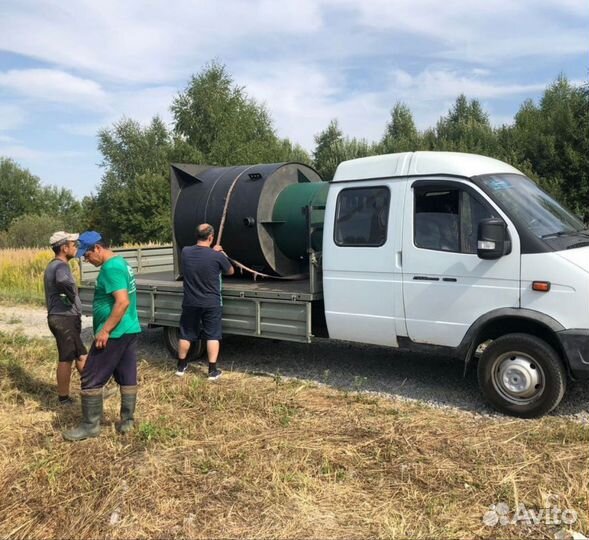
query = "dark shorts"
xmin=47 ymin=315 xmax=87 ymax=362
xmin=179 ymin=306 xmax=223 ymax=341
xmin=81 ymin=333 xmax=138 ymax=390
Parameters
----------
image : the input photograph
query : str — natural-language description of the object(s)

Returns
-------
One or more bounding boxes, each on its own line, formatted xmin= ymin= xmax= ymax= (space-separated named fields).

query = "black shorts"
xmin=47 ymin=315 xmax=87 ymax=362
xmin=82 ymin=333 xmax=138 ymax=390
xmin=179 ymin=306 xmax=223 ymax=341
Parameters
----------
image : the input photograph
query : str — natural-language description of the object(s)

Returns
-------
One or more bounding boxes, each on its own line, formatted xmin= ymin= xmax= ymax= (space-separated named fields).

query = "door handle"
xmin=413 ymin=276 xmax=439 ymax=281
xmin=442 ymin=277 xmax=457 ymax=282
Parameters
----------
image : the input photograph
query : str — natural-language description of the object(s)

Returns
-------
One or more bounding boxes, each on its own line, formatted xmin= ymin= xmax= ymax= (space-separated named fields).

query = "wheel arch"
xmin=459 ymin=308 xmax=566 ymax=370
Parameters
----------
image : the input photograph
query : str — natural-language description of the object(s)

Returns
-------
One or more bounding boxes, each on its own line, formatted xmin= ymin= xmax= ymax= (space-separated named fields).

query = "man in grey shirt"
xmin=44 ymin=231 xmax=87 ymax=405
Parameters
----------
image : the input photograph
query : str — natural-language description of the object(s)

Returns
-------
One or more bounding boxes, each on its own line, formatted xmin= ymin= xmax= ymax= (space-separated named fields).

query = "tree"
xmin=501 ymin=76 xmax=589 ymax=219
xmin=3 ymin=213 xmax=66 ymax=248
xmin=41 ymin=185 xmax=84 ymax=230
xmin=110 ymin=173 xmax=172 ymax=244
xmin=381 ymin=103 xmax=421 ymax=153
xmin=275 ymin=138 xmax=312 ymax=165
xmin=432 ymin=95 xmax=497 ymax=154
xmin=171 ymin=61 xmax=288 ymax=166
xmin=93 ymin=116 xmax=202 ymax=243
xmin=313 ymin=120 xmax=344 ymax=180
xmin=0 ymin=157 xmax=82 ymax=231
xmin=0 ymin=158 xmax=44 ymax=230
xmin=313 ymin=120 xmax=378 ymax=180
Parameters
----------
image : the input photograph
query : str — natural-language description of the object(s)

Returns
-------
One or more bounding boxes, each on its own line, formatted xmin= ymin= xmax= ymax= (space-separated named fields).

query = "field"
xmin=0 ymin=247 xmax=588 ymax=539
xmin=0 ymin=248 xmax=80 ymax=305
xmin=0 ymin=331 xmax=588 ymax=539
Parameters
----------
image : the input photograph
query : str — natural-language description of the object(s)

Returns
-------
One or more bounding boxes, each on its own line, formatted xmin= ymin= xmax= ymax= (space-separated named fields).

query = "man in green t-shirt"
xmin=63 ymin=231 xmax=141 ymax=442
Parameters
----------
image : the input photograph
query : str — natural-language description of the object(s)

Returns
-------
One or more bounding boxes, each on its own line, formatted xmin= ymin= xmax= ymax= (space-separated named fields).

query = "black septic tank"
xmin=170 ymin=162 xmax=327 ymax=278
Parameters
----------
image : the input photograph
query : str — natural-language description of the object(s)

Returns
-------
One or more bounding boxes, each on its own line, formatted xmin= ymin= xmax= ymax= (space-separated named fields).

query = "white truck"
xmin=80 ymin=152 xmax=589 ymax=418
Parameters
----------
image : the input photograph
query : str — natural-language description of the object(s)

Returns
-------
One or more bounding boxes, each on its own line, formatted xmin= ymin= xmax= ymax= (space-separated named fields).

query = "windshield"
xmin=477 ymin=174 xmax=585 ymax=239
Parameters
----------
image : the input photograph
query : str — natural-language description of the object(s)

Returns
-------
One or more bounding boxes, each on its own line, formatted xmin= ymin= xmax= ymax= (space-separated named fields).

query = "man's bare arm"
xmin=95 ymin=289 xmax=130 ymax=349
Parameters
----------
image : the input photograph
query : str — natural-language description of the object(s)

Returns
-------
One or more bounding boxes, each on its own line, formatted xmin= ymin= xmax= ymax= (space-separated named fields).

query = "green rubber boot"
xmin=63 ymin=392 xmax=103 ymax=441
xmin=117 ymin=385 xmax=137 ymax=434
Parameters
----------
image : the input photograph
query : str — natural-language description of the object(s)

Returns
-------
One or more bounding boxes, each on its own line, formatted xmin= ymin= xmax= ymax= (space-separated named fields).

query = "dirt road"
xmin=2 ymin=303 xmax=587 ymax=422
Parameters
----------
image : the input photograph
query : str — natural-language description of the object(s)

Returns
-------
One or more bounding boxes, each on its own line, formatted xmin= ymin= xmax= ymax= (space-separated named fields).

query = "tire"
xmin=477 ymin=333 xmax=566 ymax=418
xmin=162 ymin=326 xmax=204 ymax=361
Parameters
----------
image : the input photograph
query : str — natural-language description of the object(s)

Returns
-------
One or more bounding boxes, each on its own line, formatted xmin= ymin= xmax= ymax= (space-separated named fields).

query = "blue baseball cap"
xmin=77 ymin=230 xmax=103 ymax=258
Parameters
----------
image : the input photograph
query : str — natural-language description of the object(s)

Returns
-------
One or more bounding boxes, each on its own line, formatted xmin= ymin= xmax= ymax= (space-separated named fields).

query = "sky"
xmin=0 ymin=0 xmax=587 ymax=198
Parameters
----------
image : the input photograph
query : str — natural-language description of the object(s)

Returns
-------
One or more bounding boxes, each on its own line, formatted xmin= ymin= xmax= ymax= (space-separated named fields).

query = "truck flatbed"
xmin=134 ymin=271 xmax=322 ymax=302
xmin=79 ymin=247 xmax=322 ymax=343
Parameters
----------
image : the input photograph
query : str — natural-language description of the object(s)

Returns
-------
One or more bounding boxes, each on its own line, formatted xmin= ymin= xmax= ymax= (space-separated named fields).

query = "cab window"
xmin=414 ymin=187 xmax=496 ymax=253
xmin=335 ymin=187 xmax=390 ymax=246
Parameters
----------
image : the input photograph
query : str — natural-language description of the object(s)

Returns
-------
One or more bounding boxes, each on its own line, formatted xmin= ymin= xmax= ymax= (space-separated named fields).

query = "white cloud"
xmin=58 ymin=85 xmax=178 ymax=137
xmin=0 ymin=143 xmax=83 ymax=161
xmin=0 ymin=0 xmax=585 ymax=86
xmin=388 ymin=69 xmax=546 ymax=102
xmin=0 ymin=0 xmax=586 ymax=196
xmin=322 ymin=0 xmax=588 ymax=63
xmin=58 ymin=122 xmax=105 ymax=137
xmin=108 ymin=86 xmax=177 ymax=126
xmin=0 ymin=69 xmax=107 ymax=108
xmin=238 ymin=63 xmax=549 ymax=150
xmin=0 ymin=104 xmax=26 ymax=131
xmin=382 ymin=68 xmax=548 ymax=130
xmin=0 ymin=0 xmax=323 ymax=83
xmin=472 ymin=68 xmax=491 ymax=77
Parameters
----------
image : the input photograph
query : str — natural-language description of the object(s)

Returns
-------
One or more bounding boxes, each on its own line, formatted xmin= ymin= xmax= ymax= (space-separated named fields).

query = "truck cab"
xmin=322 ymin=151 xmax=589 ymax=418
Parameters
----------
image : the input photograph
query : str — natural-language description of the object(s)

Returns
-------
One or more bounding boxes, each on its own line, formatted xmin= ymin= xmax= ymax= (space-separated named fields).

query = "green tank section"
xmin=271 ymin=182 xmax=329 ymax=261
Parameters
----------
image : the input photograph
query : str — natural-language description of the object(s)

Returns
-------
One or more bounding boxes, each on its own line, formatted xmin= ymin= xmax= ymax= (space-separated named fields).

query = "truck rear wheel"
xmin=477 ymin=333 xmax=566 ymax=418
xmin=162 ymin=326 xmax=204 ymax=361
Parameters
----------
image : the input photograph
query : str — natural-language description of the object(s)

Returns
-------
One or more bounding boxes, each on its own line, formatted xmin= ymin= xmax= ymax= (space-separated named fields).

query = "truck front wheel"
xmin=162 ymin=326 xmax=204 ymax=361
xmin=477 ymin=333 xmax=566 ymax=418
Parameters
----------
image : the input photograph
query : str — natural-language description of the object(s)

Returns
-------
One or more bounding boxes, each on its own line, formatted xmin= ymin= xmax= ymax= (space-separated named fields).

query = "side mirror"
xmin=477 ymin=218 xmax=507 ymax=260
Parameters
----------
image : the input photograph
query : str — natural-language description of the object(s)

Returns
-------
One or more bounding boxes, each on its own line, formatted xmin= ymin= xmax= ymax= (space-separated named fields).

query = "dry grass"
xmin=0 ymin=332 xmax=587 ymax=539
xmin=0 ymin=248 xmax=82 ymax=305
xmin=0 ymin=244 xmax=160 ymax=305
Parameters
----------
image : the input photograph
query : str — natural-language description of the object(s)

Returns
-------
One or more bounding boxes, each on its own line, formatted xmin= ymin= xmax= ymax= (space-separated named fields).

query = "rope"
xmin=227 ymin=256 xmax=307 ymax=281
xmin=215 ymin=165 xmax=255 ymax=246
xmin=215 ymin=166 xmax=307 ymax=282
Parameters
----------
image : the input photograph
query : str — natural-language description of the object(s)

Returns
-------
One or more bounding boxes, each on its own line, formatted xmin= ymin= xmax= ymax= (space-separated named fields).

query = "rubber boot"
xmin=117 ymin=385 xmax=137 ymax=434
xmin=63 ymin=391 xmax=103 ymax=441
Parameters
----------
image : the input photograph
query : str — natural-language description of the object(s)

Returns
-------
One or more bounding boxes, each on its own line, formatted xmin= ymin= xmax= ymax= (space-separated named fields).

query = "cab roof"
xmin=332 ymin=151 xmax=522 ymax=182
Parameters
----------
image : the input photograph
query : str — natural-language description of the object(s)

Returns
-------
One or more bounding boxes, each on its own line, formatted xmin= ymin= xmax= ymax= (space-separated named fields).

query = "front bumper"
xmin=557 ymin=329 xmax=589 ymax=380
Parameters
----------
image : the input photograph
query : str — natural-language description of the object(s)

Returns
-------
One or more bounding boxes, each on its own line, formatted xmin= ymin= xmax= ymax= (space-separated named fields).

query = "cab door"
xmin=323 ymin=180 xmax=405 ymax=346
xmin=401 ymin=179 xmax=520 ymax=347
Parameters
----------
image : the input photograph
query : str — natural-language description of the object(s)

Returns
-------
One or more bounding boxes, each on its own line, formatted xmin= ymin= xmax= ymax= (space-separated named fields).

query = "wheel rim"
xmin=491 ymin=351 xmax=545 ymax=405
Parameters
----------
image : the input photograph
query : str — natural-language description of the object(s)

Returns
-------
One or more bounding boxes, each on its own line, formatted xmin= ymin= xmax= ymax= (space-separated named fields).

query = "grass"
xmin=0 ymin=245 xmax=164 ymax=306
xmin=0 ymin=248 xmax=81 ymax=305
xmin=0 ymin=331 xmax=587 ymax=539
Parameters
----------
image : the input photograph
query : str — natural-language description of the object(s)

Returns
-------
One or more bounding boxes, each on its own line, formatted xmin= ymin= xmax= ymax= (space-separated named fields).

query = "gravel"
xmin=2 ymin=304 xmax=587 ymax=423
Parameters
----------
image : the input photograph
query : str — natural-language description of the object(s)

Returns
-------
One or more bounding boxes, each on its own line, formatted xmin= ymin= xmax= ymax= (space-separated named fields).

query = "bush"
xmin=4 ymin=214 xmax=67 ymax=248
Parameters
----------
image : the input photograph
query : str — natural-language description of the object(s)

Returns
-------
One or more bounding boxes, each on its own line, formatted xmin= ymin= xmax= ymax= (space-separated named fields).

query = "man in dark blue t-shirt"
xmin=177 ymin=223 xmax=234 ymax=379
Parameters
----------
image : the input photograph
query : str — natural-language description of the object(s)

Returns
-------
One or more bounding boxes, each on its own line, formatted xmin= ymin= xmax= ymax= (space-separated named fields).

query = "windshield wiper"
xmin=541 ymin=229 xmax=589 ymax=239
xmin=541 ymin=231 xmax=570 ymax=239
xmin=566 ymin=241 xmax=589 ymax=249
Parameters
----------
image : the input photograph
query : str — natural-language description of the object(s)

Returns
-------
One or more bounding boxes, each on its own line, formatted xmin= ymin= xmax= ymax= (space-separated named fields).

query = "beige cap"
xmin=49 ymin=231 xmax=79 ymax=246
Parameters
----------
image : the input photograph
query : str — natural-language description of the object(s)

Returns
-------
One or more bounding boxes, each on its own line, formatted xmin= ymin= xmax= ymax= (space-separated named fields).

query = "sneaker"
xmin=58 ymin=396 xmax=75 ymax=406
xmin=208 ymin=368 xmax=222 ymax=381
xmin=175 ymin=361 xmax=188 ymax=377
